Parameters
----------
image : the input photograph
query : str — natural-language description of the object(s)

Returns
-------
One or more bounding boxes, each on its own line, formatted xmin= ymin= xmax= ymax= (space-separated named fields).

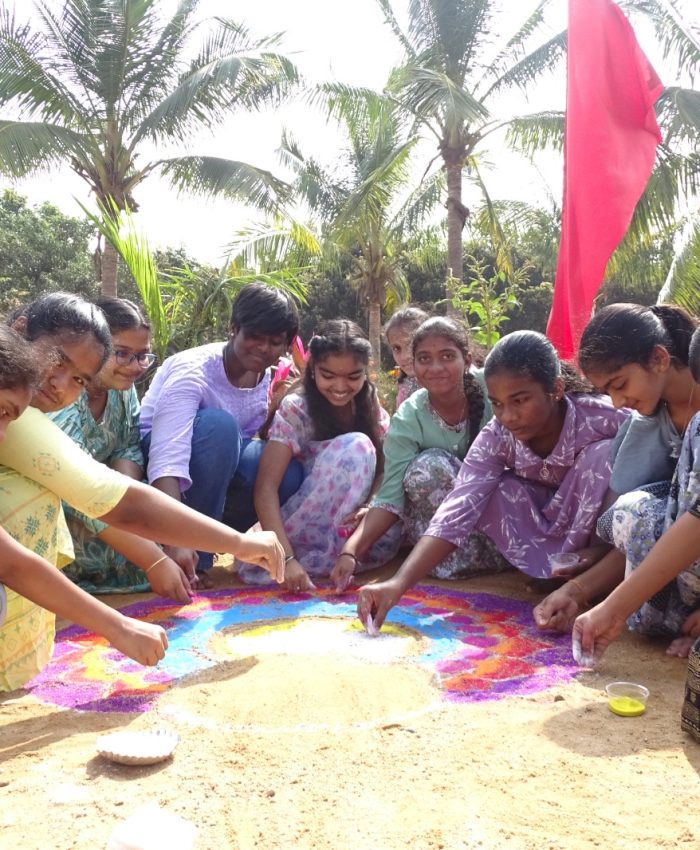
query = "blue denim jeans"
xmin=142 ymin=408 xmax=303 ymax=570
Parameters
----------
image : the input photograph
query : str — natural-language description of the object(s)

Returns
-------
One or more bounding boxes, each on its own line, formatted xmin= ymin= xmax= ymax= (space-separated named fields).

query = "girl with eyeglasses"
xmin=47 ymin=297 xmax=185 ymax=596
xmin=12 ymin=293 xmax=191 ymax=602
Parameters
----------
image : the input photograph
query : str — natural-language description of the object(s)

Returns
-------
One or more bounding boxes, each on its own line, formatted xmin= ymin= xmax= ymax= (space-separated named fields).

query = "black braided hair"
xmin=484 ymin=330 xmax=596 ymax=395
xmin=579 ymin=302 xmax=698 ymax=375
xmin=302 ymin=320 xmax=384 ymax=466
xmin=412 ymin=316 xmax=485 ymax=446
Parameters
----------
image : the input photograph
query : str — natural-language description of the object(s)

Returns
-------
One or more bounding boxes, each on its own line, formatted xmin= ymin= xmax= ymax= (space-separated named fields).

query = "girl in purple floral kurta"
xmin=426 ymin=392 xmax=627 ymax=577
xmin=237 ymin=320 xmax=400 ymax=591
xmin=357 ymin=331 xmax=629 ymax=632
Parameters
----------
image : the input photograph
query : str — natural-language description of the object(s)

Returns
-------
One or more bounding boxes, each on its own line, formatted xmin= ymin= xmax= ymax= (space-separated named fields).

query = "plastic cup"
xmin=605 ymin=681 xmax=649 ymax=717
xmin=548 ymin=552 xmax=580 ymax=573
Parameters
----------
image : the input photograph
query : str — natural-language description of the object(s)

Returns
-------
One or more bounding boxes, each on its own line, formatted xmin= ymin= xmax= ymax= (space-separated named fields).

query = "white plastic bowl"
xmin=605 ymin=681 xmax=649 ymax=717
xmin=97 ymin=729 xmax=179 ymax=766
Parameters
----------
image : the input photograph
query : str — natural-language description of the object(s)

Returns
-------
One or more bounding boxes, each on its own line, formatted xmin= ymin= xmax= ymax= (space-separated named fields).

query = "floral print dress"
xmin=371 ymin=384 xmax=506 ymax=579
xmin=609 ymin=412 xmax=700 ymax=637
xmin=236 ymin=392 xmax=401 ymax=583
xmin=48 ymin=387 xmax=149 ymax=594
xmin=426 ymin=394 xmax=628 ymax=578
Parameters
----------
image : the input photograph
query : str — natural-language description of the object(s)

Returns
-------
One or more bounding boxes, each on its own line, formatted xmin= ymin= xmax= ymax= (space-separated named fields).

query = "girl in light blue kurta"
xmin=49 ymin=297 xmax=158 ymax=593
xmin=332 ymin=318 xmax=507 ymax=592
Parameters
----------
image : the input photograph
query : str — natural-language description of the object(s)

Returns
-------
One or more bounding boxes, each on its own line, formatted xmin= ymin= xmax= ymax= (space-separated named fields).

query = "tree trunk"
xmin=101 ymin=240 xmax=119 ymax=297
xmin=444 ymin=151 xmax=467 ymax=321
xmin=368 ymin=298 xmax=382 ymax=372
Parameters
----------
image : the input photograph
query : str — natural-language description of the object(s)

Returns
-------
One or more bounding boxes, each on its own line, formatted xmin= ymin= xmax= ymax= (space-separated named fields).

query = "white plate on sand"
xmin=96 ymin=729 xmax=179 ymax=766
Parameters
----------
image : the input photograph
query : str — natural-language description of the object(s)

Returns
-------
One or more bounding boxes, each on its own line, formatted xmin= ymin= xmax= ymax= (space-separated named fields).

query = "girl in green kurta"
xmin=330 ymin=318 xmax=508 ymax=592
xmin=49 ymin=297 xmax=162 ymax=594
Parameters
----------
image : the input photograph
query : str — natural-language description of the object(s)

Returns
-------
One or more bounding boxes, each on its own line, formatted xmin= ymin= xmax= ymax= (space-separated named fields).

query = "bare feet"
xmin=666 ymin=636 xmax=697 ymax=658
xmin=667 ymin=610 xmax=700 ymax=657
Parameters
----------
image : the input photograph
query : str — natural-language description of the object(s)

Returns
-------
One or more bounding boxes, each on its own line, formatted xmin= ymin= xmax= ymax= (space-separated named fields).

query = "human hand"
xmin=330 ymin=552 xmax=358 ymax=593
xmin=284 ymin=557 xmax=316 ymax=593
xmin=337 ymin=507 xmax=369 ymax=537
xmin=234 ymin=530 xmax=285 ymax=583
xmin=571 ymin=600 xmax=627 ymax=666
xmin=147 ymin=556 xmax=193 ymax=605
xmin=533 ymin=582 xmax=585 ymax=632
xmin=111 ymin=616 xmax=168 ymax=666
xmin=356 ymin=579 xmax=403 ymax=632
xmin=550 ymin=544 xmax=609 ymax=578
xmin=162 ymin=545 xmax=198 ymax=587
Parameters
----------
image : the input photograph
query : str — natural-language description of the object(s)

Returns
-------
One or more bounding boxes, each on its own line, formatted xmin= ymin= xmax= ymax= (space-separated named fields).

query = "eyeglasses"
xmin=113 ymin=349 xmax=157 ymax=369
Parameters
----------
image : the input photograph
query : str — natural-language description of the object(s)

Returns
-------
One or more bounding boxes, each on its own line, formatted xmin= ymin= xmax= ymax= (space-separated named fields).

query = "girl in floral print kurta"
xmin=358 ymin=331 xmax=628 ymax=632
xmin=237 ymin=320 xmax=399 ymax=592
xmin=49 ymin=297 xmax=157 ymax=594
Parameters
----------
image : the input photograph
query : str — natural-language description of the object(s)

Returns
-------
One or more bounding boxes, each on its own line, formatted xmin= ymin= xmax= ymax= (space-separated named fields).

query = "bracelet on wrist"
xmin=145 ymin=553 xmax=168 ymax=575
xmin=338 ymin=552 xmax=360 ymax=568
xmin=285 ymin=554 xmax=296 ymax=564
xmin=568 ymin=577 xmax=588 ymax=606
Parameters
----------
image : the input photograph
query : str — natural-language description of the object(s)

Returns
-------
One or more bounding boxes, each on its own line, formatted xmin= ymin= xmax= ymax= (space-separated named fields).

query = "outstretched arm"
xmin=0 ymin=527 xmax=167 ymax=667
xmin=357 ymin=535 xmax=456 ymax=629
xmin=331 ymin=506 xmax=400 ymax=592
xmin=100 ymin=480 xmax=285 ymax=583
xmin=574 ymin=511 xmax=700 ymax=659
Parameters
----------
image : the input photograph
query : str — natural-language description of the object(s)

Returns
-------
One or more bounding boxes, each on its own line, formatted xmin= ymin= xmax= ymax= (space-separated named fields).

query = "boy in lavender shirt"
xmin=140 ymin=284 xmax=303 ymax=583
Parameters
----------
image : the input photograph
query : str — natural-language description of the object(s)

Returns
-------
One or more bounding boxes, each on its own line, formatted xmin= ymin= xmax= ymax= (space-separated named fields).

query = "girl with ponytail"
xmin=333 ymin=317 xmax=504 ymax=593
xmin=537 ymin=304 xmax=700 ymax=659
xmin=237 ymin=320 xmax=398 ymax=592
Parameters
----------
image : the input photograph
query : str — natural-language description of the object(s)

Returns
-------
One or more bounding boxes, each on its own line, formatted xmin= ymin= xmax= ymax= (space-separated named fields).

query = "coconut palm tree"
xmin=508 ymin=0 xmax=700 ymax=304
xmin=0 ymin=0 xmax=298 ymax=295
xmin=376 ymin=0 xmax=567 ymax=309
xmin=232 ymin=86 xmax=444 ymax=361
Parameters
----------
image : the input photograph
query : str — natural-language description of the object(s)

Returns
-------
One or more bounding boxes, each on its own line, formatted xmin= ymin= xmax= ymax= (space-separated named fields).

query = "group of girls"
xmin=534 ymin=303 xmax=700 ymax=664
xmin=0 ymin=289 xmax=288 ymax=691
xmin=5 ymin=280 xmax=700 ymax=697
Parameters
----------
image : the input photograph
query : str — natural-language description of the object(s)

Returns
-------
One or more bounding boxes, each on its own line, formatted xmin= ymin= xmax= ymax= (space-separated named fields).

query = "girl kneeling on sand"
xmin=574 ymin=322 xmax=700 ymax=663
xmin=332 ymin=317 xmax=506 ymax=593
xmin=535 ymin=304 xmax=700 ymax=646
xmin=237 ymin=320 xmax=399 ymax=592
xmin=358 ymin=330 xmax=628 ymax=631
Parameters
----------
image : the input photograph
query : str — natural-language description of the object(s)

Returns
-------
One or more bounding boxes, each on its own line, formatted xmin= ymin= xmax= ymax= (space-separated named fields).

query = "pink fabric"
xmin=425 ymin=395 xmax=629 ymax=577
xmin=546 ymin=0 xmax=663 ymax=359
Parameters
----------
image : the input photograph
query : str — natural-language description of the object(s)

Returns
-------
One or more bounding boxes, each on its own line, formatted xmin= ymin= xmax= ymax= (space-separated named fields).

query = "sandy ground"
xmin=1 ymin=563 xmax=699 ymax=850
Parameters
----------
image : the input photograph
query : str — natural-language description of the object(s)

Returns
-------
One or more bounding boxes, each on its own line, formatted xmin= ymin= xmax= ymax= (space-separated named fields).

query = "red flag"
xmin=546 ymin=0 xmax=663 ymax=360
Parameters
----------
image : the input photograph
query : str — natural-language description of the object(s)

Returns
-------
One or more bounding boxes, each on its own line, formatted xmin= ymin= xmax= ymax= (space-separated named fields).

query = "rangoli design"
xmin=27 ymin=585 xmax=578 ymax=713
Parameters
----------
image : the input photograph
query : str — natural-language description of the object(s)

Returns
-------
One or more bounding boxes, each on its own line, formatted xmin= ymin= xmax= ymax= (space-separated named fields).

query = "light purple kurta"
xmin=425 ymin=394 xmax=629 ymax=577
xmin=139 ymin=342 xmax=270 ymax=491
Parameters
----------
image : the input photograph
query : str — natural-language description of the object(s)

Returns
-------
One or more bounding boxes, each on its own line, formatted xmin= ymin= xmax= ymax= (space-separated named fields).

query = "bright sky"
xmin=2 ymin=0 xmax=695 ymax=265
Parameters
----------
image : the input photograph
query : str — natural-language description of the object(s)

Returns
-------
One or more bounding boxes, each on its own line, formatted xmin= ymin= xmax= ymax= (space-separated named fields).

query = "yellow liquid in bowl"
xmin=608 ymin=696 xmax=646 ymax=716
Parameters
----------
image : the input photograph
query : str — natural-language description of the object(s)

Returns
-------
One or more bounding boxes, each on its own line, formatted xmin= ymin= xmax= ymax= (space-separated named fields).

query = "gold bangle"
xmin=145 ymin=553 xmax=168 ymax=575
xmin=568 ymin=577 xmax=588 ymax=606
